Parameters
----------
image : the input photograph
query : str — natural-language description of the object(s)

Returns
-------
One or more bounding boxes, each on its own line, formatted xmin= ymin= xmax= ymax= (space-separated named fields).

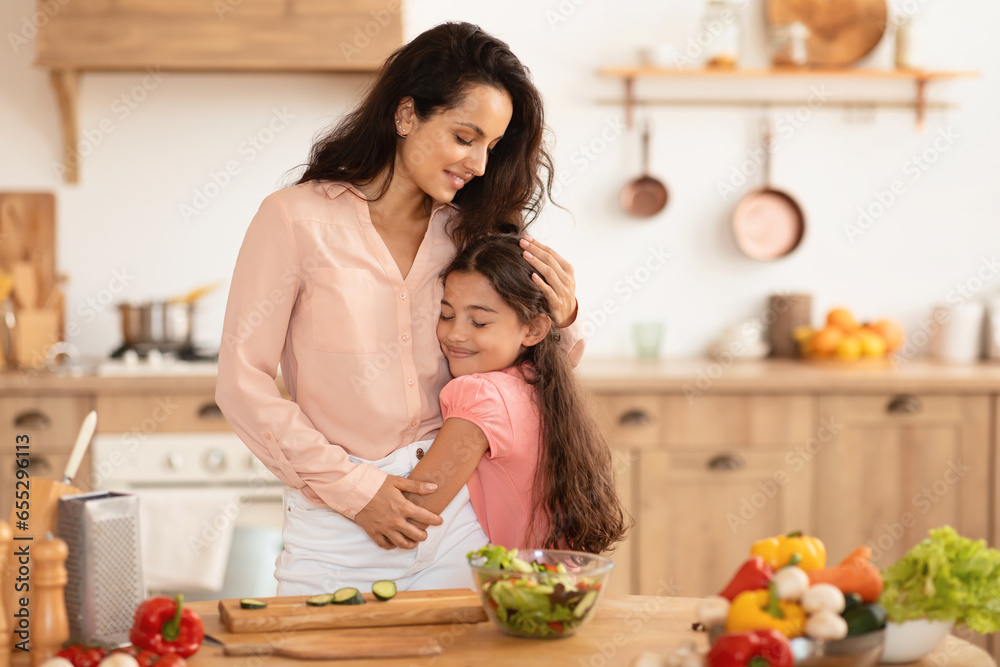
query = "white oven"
xmin=90 ymin=432 xmax=285 ymax=602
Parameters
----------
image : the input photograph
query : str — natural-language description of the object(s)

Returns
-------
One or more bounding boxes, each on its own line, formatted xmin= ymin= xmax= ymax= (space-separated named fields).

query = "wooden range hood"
xmin=35 ymin=0 xmax=403 ymax=183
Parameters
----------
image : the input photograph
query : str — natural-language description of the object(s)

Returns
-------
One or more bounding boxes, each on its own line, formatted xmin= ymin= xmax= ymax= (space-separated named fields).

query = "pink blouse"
xmin=439 ymin=367 xmax=549 ymax=550
xmin=216 ymin=181 xmax=584 ymax=518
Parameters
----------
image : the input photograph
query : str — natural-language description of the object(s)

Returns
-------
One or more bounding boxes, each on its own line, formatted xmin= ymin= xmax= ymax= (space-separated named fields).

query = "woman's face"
xmin=395 ymin=84 xmax=513 ymax=202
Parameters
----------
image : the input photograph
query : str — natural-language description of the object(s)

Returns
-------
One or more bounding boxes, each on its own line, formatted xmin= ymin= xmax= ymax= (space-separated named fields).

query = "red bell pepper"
xmin=707 ymin=629 xmax=794 ymax=667
xmin=719 ymin=556 xmax=774 ymax=601
xmin=130 ymin=594 xmax=205 ymax=657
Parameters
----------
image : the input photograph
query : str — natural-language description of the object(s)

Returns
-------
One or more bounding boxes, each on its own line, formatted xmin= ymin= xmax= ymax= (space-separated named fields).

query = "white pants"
xmin=274 ymin=439 xmax=489 ymax=595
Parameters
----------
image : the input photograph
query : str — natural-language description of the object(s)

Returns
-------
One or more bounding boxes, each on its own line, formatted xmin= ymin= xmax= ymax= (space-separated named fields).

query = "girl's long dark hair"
xmin=442 ymin=236 xmax=631 ymax=554
xmin=293 ymin=22 xmax=555 ymax=249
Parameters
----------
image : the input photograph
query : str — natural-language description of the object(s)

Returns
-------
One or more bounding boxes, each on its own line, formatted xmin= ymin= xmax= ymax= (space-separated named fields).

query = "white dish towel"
xmin=135 ymin=488 xmax=242 ymax=592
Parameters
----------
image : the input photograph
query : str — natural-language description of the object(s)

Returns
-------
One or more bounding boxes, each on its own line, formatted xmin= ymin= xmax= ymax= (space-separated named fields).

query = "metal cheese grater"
xmin=56 ymin=491 xmax=145 ymax=645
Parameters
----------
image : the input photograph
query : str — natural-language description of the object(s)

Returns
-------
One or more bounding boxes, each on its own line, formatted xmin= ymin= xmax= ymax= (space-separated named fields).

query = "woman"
xmin=215 ymin=22 xmax=583 ymax=594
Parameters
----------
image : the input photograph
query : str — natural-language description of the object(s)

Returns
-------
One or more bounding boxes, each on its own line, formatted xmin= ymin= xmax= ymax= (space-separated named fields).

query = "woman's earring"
xmin=396 ymin=120 xmax=407 ymax=138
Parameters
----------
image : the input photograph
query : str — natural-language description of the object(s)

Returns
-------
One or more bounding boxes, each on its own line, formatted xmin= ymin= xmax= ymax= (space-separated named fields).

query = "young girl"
xmin=405 ymin=235 xmax=630 ymax=553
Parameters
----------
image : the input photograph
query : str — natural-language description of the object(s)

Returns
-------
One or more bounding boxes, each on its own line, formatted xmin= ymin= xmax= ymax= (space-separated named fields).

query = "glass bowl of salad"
xmin=467 ymin=545 xmax=614 ymax=639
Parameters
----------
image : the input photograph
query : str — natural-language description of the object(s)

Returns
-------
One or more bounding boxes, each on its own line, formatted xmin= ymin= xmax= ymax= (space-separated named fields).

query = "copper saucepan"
xmin=732 ymin=120 xmax=805 ymax=260
xmin=621 ymin=120 xmax=669 ymax=218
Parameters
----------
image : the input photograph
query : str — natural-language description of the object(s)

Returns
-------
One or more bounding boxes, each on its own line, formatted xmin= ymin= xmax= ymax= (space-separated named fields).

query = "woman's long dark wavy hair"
xmin=442 ymin=236 xmax=631 ymax=554
xmin=293 ymin=22 xmax=555 ymax=249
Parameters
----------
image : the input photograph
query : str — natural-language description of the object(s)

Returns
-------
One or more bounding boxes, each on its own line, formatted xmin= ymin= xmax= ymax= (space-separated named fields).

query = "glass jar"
xmin=770 ymin=21 xmax=811 ymax=67
xmin=700 ymin=0 xmax=744 ymax=69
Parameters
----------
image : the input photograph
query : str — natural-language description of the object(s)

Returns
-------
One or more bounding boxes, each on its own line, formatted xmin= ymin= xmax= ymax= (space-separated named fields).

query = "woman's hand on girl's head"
xmin=353 ymin=475 xmax=444 ymax=549
xmin=519 ymin=237 xmax=578 ymax=328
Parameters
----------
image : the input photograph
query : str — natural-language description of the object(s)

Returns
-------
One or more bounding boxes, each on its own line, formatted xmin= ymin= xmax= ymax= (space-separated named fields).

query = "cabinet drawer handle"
xmin=11 ymin=455 xmax=53 ymax=477
xmin=13 ymin=410 xmax=52 ymax=430
xmin=887 ymin=395 xmax=922 ymax=415
xmin=198 ymin=403 xmax=225 ymax=420
xmin=707 ymin=454 xmax=744 ymax=472
xmin=618 ymin=409 xmax=651 ymax=428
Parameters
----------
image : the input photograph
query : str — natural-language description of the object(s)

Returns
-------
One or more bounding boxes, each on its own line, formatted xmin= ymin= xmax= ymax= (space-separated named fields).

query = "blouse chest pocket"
xmin=309 ymin=268 xmax=378 ymax=354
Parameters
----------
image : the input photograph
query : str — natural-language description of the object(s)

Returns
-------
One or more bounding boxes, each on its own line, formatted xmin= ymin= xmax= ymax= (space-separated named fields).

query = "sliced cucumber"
xmin=240 ymin=598 xmax=268 ymax=609
xmin=306 ymin=593 xmax=336 ymax=606
xmin=572 ymin=590 xmax=599 ymax=619
xmin=332 ymin=587 xmax=366 ymax=605
xmin=372 ymin=580 xmax=397 ymax=601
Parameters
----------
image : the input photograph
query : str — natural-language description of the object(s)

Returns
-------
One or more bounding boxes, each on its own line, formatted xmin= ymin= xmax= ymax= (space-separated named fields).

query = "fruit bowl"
xmin=468 ymin=549 xmax=613 ymax=639
xmin=708 ymin=628 xmax=885 ymax=667
xmin=880 ymin=619 xmax=954 ymax=663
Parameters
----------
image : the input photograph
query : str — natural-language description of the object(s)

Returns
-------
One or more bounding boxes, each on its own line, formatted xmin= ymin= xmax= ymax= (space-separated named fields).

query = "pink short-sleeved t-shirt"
xmin=438 ymin=366 xmax=548 ymax=550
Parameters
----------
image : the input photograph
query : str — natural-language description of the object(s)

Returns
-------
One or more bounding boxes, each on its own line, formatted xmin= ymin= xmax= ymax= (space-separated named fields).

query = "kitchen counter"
xmin=180 ymin=595 xmax=995 ymax=667
xmin=4 ymin=358 xmax=1000 ymax=393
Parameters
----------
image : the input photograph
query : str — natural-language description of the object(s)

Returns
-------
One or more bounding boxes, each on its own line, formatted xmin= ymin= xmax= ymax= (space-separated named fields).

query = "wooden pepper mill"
xmin=0 ymin=520 xmax=12 ymax=667
xmin=28 ymin=534 xmax=68 ymax=667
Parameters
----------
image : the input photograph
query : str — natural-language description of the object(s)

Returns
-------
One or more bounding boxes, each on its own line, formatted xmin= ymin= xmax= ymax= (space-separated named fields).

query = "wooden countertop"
xmin=182 ymin=595 xmax=994 ymax=667
xmin=4 ymin=358 xmax=1000 ymax=394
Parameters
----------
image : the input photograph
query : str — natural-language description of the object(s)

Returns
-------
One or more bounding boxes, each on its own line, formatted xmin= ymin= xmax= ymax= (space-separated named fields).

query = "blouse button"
xmin=407 ymin=378 xmax=415 ymax=386
xmin=401 ymin=333 xmax=410 ymax=342
xmin=410 ymin=420 xmax=417 ymax=428
xmin=399 ymin=292 xmax=407 ymax=299
xmin=416 ymin=448 xmax=425 ymax=460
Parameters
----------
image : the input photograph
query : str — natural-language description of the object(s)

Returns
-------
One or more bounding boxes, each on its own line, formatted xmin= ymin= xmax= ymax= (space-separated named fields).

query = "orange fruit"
xmin=826 ymin=308 xmax=859 ymax=333
xmin=869 ymin=319 xmax=905 ymax=352
xmin=811 ymin=326 xmax=845 ymax=355
xmin=835 ymin=335 xmax=863 ymax=361
xmin=857 ymin=329 xmax=888 ymax=358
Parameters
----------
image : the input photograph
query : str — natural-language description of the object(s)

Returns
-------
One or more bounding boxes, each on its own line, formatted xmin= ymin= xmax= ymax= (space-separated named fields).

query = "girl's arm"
xmin=403 ymin=417 xmax=489 ymax=526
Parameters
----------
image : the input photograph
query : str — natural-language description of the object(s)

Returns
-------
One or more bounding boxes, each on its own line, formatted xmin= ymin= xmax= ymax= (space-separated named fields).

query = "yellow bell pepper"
xmin=751 ymin=531 xmax=826 ymax=571
xmin=725 ymin=583 xmax=807 ymax=639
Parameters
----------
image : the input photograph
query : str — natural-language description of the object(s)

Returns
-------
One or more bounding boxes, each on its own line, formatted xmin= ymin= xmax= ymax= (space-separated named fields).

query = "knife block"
xmin=13 ymin=308 xmax=59 ymax=370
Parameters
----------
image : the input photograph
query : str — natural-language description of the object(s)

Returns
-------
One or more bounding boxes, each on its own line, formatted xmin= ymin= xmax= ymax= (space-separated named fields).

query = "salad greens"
xmin=467 ymin=545 xmax=603 ymax=638
xmin=879 ymin=526 xmax=1000 ymax=633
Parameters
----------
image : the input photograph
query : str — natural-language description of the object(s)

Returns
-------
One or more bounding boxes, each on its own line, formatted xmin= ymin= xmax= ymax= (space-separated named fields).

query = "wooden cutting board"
xmin=219 ymin=630 xmax=443 ymax=660
xmin=219 ymin=589 xmax=487 ymax=633
xmin=767 ymin=0 xmax=888 ymax=67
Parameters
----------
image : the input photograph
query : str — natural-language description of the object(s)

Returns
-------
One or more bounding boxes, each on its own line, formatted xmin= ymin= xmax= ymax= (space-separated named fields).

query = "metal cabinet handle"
xmin=618 ymin=410 xmax=651 ymax=428
xmin=21 ymin=455 xmax=53 ymax=477
xmin=198 ymin=402 xmax=225 ymax=420
xmin=707 ymin=454 xmax=744 ymax=472
xmin=887 ymin=395 xmax=922 ymax=415
xmin=13 ymin=410 xmax=52 ymax=430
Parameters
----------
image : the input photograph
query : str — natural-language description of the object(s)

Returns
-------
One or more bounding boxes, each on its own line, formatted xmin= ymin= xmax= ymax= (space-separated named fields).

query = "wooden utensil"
xmin=0 ymin=199 xmax=27 ymax=268
xmin=12 ymin=261 xmax=38 ymax=309
xmin=767 ymin=0 xmax=888 ymax=67
xmin=219 ymin=589 xmax=487 ymax=633
xmin=221 ymin=631 xmax=443 ymax=659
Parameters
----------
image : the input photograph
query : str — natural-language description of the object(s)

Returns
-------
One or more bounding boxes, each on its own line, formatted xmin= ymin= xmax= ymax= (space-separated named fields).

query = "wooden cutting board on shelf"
xmin=767 ymin=0 xmax=888 ymax=66
xmin=218 ymin=588 xmax=487 ymax=633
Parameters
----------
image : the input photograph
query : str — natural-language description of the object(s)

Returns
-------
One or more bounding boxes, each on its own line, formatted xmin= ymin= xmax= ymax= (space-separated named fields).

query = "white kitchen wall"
xmin=1 ymin=0 xmax=997 ymax=360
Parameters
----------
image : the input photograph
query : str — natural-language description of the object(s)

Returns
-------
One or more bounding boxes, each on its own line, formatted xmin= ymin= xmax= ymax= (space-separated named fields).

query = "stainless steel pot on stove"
xmin=118 ymin=301 xmax=194 ymax=350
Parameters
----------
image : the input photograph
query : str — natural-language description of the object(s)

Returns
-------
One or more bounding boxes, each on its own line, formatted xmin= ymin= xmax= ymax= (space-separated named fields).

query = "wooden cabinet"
xmin=95 ymin=392 xmax=230 ymax=433
xmin=0 ymin=394 xmax=93 ymax=518
xmin=811 ymin=394 xmax=990 ymax=564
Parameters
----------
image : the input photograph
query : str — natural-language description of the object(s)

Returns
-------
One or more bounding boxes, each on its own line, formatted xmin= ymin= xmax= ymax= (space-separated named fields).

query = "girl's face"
xmin=437 ymin=271 xmax=547 ymax=377
xmin=395 ymin=84 xmax=513 ymax=202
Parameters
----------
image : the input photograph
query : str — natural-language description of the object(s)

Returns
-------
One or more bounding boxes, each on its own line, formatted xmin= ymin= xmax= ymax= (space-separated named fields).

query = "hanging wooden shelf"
xmin=596 ymin=67 xmax=979 ymax=130
xmin=34 ymin=0 xmax=404 ymax=183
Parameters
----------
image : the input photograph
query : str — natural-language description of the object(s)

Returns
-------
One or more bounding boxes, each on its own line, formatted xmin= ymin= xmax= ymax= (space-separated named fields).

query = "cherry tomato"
xmin=155 ymin=655 xmax=187 ymax=667
xmin=134 ymin=651 xmax=159 ymax=667
xmin=76 ymin=647 xmax=107 ymax=667
xmin=547 ymin=621 xmax=564 ymax=634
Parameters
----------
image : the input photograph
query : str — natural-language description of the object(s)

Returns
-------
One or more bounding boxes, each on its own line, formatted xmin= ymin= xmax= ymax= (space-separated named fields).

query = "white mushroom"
xmin=98 ymin=654 xmax=139 ymax=667
xmin=801 ymin=583 xmax=846 ymax=614
xmin=806 ymin=609 xmax=849 ymax=641
xmin=697 ymin=595 xmax=731 ymax=629
xmin=772 ymin=565 xmax=810 ymax=601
